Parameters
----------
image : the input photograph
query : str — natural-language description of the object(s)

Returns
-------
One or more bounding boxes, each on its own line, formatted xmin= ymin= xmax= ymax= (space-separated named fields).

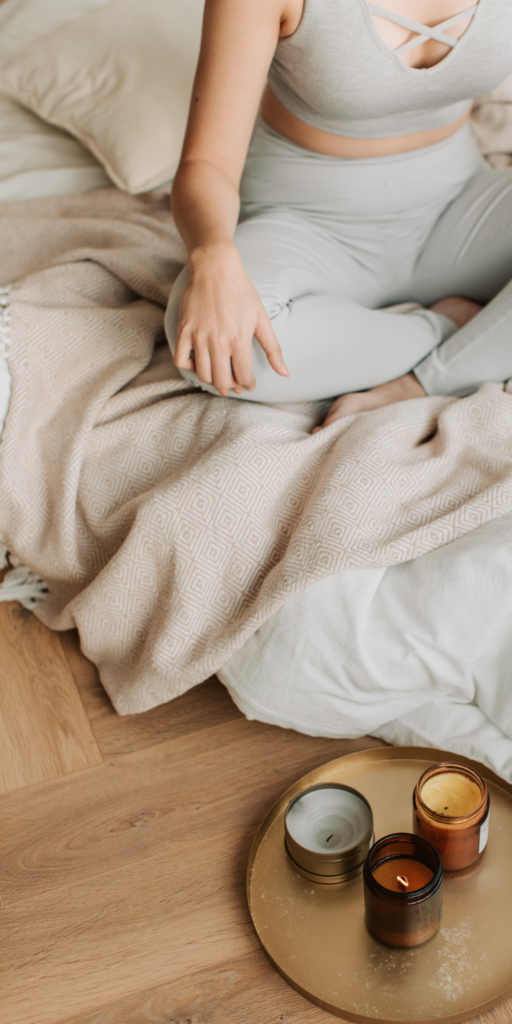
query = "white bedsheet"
xmin=218 ymin=512 xmax=512 ymax=781
xmin=1 ymin=0 xmax=512 ymax=781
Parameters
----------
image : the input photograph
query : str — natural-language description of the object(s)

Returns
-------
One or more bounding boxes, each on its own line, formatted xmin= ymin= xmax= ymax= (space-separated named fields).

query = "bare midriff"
xmin=261 ymin=84 xmax=472 ymax=158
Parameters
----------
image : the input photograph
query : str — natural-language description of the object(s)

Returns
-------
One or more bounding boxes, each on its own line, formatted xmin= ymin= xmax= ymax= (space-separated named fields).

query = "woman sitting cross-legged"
xmin=165 ymin=0 xmax=512 ymax=431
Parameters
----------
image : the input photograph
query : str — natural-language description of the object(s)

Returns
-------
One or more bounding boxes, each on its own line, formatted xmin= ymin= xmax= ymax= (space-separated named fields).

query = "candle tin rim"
xmin=284 ymin=843 xmax=367 ymax=885
xmin=364 ymin=832 xmax=443 ymax=903
xmin=284 ymin=783 xmax=374 ymax=880
xmin=416 ymin=761 xmax=489 ymax=825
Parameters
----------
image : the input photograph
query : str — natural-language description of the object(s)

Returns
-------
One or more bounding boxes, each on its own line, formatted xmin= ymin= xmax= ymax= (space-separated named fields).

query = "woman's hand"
xmin=170 ymin=0 xmax=297 ymax=394
xmin=174 ymin=242 xmax=289 ymax=395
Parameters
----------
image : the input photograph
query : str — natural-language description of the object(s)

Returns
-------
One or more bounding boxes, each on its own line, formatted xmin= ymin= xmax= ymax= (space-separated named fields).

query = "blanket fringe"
xmin=0 ymin=285 xmax=12 ymax=449
xmin=0 ymin=554 xmax=49 ymax=609
xmin=0 ymin=289 xmax=49 ymax=611
xmin=0 ymin=285 xmax=10 ymax=352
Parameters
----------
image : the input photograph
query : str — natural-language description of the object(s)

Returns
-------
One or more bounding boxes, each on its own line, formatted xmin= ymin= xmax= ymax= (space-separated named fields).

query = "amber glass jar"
xmin=413 ymin=762 xmax=490 ymax=872
xmin=364 ymin=833 xmax=443 ymax=947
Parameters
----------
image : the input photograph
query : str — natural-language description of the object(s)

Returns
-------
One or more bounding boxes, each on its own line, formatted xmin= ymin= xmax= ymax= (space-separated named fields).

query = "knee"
xmin=164 ymin=248 xmax=293 ymax=403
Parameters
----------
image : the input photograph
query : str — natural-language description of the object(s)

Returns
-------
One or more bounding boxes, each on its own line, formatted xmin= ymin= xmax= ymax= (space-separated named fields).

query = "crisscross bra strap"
xmin=367 ymin=4 xmax=479 ymax=55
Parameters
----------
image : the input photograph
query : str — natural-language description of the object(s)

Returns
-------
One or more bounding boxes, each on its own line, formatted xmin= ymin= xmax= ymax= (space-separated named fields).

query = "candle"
xmin=364 ymin=834 xmax=443 ymax=948
xmin=284 ymin=783 xmax=374 ymax=884
xmin=421 ymin=772 xmax=482 ymax=817
xmin=413 ymin=762 xmax=490 ymax=871
xmin=372 ymin=856 xmax=434 ymax=893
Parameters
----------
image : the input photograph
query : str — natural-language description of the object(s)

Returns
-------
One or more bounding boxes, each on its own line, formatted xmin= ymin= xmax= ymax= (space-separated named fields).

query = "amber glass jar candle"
xmin=413 ymin=762 xmax=490 ymax=871
xmin=364 ymin=834 xmax=443 ymax=947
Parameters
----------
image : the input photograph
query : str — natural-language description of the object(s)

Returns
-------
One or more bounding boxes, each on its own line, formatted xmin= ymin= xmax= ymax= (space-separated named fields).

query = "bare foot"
xmin=312 ymin=373 xmax=426 ymax=432
xmin=312 ymin=296 xmax=484 ymax=432
xmin=431 ymin=295 xmax=483 ymax=328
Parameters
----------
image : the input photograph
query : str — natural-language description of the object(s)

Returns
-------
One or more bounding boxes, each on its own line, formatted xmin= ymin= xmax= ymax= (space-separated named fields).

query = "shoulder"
xmin=202 ymin=0 xmax=303 ymax=38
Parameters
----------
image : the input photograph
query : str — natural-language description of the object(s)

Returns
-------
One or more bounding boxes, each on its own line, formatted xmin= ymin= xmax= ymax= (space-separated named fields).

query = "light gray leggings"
xmin=165 ymin=118 xmax=512 ymax=403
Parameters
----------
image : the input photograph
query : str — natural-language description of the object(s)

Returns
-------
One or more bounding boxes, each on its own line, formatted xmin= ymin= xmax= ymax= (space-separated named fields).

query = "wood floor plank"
xmin=51 ymin=950 xmax=512 ymax=1024
xmin=0 ymin=719 xmax=382 ymax=906
xmin=59 ymin=628 xmax=244 ymax=756
xmin=58 ymin=949 xmax=336 ymax=1024
xmin=3 ymin=888 xmax=512 ymax=1024
xmin=5 ymin=618 xmax=506 ymax=1024
xmin=0 ymin=715 xmax=383 ymax=1024
xmin=0 ymin=604 xmax=102 ymax=794
xmin=467 ymin=1008 xmax=512 ymax=1024
xmin=0 ymin=828 xmax=257 ymax=1024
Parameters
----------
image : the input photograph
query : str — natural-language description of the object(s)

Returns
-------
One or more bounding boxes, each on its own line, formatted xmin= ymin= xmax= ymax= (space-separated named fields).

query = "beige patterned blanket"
xmin=1 ymin=188 xmax=512 ymax=714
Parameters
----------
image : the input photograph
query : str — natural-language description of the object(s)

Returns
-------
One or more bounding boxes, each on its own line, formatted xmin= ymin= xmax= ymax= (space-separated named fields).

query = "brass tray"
xmin=246 ymin=746 xmax=512 ymax=1024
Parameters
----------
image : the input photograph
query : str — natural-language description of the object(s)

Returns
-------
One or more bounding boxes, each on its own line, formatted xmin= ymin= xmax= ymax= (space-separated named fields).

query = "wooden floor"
xmin=1 ymin=599 xmax=512 ymax=1024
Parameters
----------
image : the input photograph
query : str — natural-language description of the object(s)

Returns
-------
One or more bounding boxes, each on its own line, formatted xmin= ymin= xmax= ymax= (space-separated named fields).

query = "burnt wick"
xmin=397 ymin=875 xmax=409 ymax=890
xmin=326 ymin=834 xmax=334 ymax=843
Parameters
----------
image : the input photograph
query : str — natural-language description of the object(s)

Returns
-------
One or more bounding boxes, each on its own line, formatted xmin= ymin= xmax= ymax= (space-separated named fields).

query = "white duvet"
xmin=218 ymin=513 xmax=512 ymax=781
xmin=1 ymin=0 xmax=512 ymax=782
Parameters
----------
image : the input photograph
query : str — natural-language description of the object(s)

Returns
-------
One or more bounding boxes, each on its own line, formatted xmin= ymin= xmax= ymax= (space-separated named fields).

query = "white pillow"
xmin=0 ymin=0 xmax=205 ymax=193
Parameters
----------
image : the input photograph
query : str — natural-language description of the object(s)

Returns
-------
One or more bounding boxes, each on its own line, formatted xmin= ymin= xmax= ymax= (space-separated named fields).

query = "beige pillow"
xmin=0 ymin=0 xmax=205 ymax=193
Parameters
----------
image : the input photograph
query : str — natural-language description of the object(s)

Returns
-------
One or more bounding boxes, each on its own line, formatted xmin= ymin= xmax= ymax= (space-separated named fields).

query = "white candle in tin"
xmin=286 ymin=786 xmax=373 ymax=855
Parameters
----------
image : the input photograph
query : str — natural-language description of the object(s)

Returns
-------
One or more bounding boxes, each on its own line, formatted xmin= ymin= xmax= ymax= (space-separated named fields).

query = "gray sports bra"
xmin=267 ymin=0 xmax=512 ymax=138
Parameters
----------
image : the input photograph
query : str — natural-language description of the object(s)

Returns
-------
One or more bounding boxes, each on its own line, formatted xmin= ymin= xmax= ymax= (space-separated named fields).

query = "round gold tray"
xmin=246 ymin=746 xmax=512 ymax=1024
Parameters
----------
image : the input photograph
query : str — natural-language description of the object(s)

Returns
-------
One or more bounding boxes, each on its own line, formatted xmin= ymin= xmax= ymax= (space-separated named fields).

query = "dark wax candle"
xmin=364 ymin=834 xmax=443 ymax=948
xmin=372 ymin=856 xmax=434 ymax=893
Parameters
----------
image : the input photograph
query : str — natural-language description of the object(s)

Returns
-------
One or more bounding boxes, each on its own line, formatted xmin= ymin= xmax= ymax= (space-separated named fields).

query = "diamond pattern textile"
xmin=1 ymin=188 xmax=512 ymax=714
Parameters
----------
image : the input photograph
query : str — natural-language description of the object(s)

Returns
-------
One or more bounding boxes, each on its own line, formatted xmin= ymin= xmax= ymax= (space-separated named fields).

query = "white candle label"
xmin=479 ymin=814 xmax=490 ymax=853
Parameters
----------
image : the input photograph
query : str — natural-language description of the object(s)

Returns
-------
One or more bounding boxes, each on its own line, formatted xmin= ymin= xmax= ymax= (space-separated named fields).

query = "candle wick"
xmin=326 ymin=834 xmax=334 ymax=843
xmin=397 ymin=875 xmax=409 ymax=890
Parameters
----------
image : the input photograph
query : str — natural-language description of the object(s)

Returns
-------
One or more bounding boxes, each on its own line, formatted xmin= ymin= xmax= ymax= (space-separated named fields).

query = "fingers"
xmin=175 ymin=303 xmax=282 ymax=396
xmin=174 ymin=325 xmax=197 ymax=372
xmin=173 ymin=266 xmax=289 ymax=394
xmin=210 ymin=346 xmax=238 ymax=396
xmin=175 ymin=323 xmax=256 ymax=396
xmin=254 ymin=312 xmax=289 ymax=379
xmin=231 ymin=343 xmax=256 ymax=394
xmin=192 ymin=341 xmax=213 ymax=389
xmin=176 ymin=325 xmax=226 ymax=392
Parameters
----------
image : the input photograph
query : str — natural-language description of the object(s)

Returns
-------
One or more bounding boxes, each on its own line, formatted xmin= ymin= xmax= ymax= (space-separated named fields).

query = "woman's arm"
xmin=171 ymin=0 xmax=297 ymax=395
